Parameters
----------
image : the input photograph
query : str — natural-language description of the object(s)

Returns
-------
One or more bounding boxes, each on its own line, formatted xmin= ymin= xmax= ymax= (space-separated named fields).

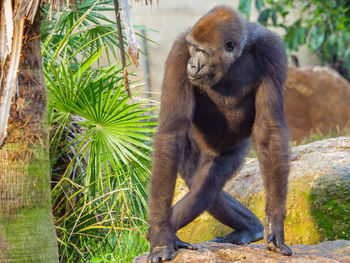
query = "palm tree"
xmin=0 ymin=1 xmax=73 ymax=262
xmin=1 ymin=0 xmax=154 ymax=261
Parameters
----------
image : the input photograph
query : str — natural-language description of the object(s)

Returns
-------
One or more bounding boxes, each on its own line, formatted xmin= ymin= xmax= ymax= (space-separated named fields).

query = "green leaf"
xmin=309 ymin=27 xmax=325 ymax=50
xmin=292 ymin=29 xmax=299 ymax=51
xmin=271 ymin=11 xmax=277 ymax=26
xmin=255 ymin=0 xmax=264 ymax=12
xmin=326 ymin=33 xmax=338 ymax=58
xmin=296 ymin=28 xmax=306 ymax=45
xmin=337 ymin=37 xmax=344 ymax=57
xmin=258 ymin=9 xmax=270 ymax=24
xmin=345 ymin=49 xmax=350 ymax=70
xmin=280 ymin=10 xmax=289 ymax=18
xmin=73 ymin=47 xmax=106 ymax=78
xmin=239 ymin=0 xmax=252 ymax=18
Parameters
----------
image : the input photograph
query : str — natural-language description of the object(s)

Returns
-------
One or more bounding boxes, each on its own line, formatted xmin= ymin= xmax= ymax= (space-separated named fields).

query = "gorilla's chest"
xmin=190 ymin=86 xmax=256 ymax=152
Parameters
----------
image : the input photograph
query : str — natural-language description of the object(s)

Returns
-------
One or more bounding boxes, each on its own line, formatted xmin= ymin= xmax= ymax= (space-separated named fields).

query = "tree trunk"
xmin=0 ymin=11 xmax=59 ymax=263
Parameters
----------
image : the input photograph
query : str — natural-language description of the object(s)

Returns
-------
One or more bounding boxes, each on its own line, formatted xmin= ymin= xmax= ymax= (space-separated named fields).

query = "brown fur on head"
xmin=186 ymin=6 xmax=247 ymax=87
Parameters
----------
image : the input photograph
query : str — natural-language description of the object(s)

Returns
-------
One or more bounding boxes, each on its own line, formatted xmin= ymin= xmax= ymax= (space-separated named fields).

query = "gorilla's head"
xmin=186 ymin=6 xmax=247 ymax=87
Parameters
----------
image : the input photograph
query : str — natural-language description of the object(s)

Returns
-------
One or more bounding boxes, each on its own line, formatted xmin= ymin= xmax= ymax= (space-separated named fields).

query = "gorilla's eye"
xmin=225 ymin=40 xmax=235 ymax=52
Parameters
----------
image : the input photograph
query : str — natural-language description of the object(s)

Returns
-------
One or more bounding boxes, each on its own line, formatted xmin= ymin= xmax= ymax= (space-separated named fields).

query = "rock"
xmin=284 ymin=66 xmax=350 ymax=142
xmin=133 ymin=240 xmax=350 ymax=263
xmin=174 ymin=137 xmax=350 ymax=245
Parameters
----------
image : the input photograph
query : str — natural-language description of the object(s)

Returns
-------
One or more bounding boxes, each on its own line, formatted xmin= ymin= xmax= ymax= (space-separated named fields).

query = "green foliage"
xmin=41 ymin=1 xmax=155 ymax=261
xmin=41 ymin=0 xmax=121 ymax=65
xmin=46 ymin=60 xmax=156 ymax=201
xmin=238 ymin=0 xmax=350 ymax=80
xmin=239 ymin=0 xmax=252 ymax=19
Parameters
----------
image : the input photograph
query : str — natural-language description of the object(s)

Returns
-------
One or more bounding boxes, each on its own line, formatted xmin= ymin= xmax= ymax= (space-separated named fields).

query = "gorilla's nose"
xmin=187 ymin=61 xmax=199 ymax=78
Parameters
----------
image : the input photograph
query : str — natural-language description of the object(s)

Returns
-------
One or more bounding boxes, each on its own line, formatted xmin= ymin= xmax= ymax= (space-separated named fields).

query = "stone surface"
xmin=284 ymin=66 xmax=350 ymax=142
xmin=134 ymin=240 xmax=350 ymax=263
xmin=174 ymin=137 xmax=350 ymax=245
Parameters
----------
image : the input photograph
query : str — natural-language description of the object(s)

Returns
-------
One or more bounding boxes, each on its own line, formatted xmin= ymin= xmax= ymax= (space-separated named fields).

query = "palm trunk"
xmin=0 ymin=11 xmax=59 ymax=263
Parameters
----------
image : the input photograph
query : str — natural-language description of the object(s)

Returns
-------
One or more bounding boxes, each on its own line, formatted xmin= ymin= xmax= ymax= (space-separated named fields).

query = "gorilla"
xmin=147 ymin=6 xmax=291 ymax=263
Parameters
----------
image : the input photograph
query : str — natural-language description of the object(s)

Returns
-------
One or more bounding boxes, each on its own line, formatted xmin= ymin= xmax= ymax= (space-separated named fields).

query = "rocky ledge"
xmin=133 ymin=240 xmax=350 ymax=263
xmin=174 ymin=137 xmax=350 ymax=245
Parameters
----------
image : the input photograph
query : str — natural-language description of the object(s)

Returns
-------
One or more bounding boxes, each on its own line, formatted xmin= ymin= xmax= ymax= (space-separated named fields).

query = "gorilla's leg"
xmin=171 ymin=159 xmax=219 ymax=230
xmin=207 ymin=191 xmax=263 ymax=244
xmin=171 ymin=144 xmax=249 ymax=232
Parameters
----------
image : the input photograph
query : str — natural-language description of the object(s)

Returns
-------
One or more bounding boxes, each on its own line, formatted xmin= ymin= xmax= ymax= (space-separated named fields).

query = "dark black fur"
xmin=147 ymin=6 xmax=291 ymax=263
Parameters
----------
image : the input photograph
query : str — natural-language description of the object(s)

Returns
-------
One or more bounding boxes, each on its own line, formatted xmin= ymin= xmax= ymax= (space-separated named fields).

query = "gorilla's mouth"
xmin=188 ymin=75 xmax=202 ymax=80
xmin=188 ymin=71 xmax=221 ymax=87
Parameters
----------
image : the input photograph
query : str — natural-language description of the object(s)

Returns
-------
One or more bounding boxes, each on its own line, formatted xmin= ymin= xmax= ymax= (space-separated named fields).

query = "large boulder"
xmin=134 ymin=240 xmax=350 ymax=263
xmin=174 ymin=137 xmax=350 ymax=245
xmin=284 ymin=66 xmax=350 ymax=142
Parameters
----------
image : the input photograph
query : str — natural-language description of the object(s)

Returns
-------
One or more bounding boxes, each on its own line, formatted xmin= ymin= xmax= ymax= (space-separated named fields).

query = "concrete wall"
xmin=126 ymin=1 xmax=320 ymax=100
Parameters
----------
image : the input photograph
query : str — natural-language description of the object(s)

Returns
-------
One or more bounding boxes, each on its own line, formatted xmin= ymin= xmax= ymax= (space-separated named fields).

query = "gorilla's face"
xmin=186 ymin=7 xmax=246 ymax=87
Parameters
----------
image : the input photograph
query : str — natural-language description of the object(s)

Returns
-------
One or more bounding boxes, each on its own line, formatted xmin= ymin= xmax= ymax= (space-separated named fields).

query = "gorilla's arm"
xmin=148 ymin=33 xmax=194 ymax=261
xmin=252 ymin=32 xmax=292 ymax=256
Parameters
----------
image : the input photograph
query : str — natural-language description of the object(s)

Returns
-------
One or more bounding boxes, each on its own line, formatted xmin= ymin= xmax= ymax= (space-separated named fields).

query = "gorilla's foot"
xmin=210 ymin=229 xmax=263 ymax=245
xmin=148 ymin=236 xmax=196 ymax=263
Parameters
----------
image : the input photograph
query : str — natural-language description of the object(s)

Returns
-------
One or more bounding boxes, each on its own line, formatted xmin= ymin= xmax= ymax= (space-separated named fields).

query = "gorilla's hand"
xmin=148 ymin=245 xmax=174 ymax=263
xmin=174 ymin=235 xmax=196 ymax=250
xmin=264 ymin=216 xmax=292 ymax=256
xmin=147 ymin=235 xmax=196 ymax=263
